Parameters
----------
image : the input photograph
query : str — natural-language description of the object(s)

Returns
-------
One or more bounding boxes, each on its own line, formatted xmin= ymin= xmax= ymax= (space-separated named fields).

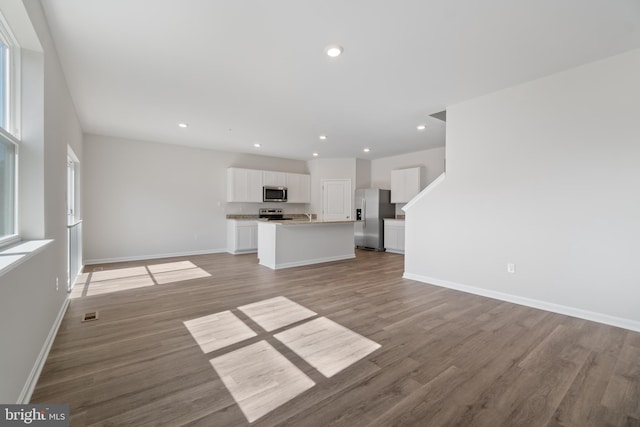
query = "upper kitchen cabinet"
xmin=286 ymin=173 xmax=311 ymax=203
xmin=263 ymin=171 xmax=287 ymax=187
xmin=391 ymin=167 xmax=421 ymax=203
xmin=227 ymin=168 xmax=263 ymax=202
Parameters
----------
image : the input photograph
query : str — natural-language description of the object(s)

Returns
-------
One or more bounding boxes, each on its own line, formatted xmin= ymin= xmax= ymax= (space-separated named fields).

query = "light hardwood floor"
xmin=32 ymin=250 xmax=640 ymax=426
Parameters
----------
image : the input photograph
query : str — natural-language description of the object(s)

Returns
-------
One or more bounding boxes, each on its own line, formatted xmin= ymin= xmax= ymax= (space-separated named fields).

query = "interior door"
xmin=321 ymin=179 xmax=352 ymax=221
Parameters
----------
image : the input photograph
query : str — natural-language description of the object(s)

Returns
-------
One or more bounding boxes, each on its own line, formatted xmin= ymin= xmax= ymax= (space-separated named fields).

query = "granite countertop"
xmin=259 ymin=219 xmax=357 ymax=225
xmin=226 ymin=214 xmax=318 ymax=220
xmin=226 ymin=214 xmax=356 ymax=224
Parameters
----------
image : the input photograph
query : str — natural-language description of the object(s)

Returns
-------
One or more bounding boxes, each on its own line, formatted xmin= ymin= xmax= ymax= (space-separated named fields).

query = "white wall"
xmin=405 ymin=49 xmax=640 ymax=329
xmin=0 ymin=0 xmax=82 ymax=403
xmin=83 ymin=134 xmax=308 ymax=263
xmin=355 ymin=158 xmax=371 ymax=189
xmin=371 ymin=147 xmax=445 ymax=214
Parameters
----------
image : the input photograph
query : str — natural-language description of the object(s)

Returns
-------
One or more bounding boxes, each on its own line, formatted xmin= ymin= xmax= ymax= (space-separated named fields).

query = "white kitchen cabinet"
xmin=263 ymin=171 xmax=287 ymax=187
xmin=227 ymin=168 xmax=263 ymax=202
xmin=227 ymin=168 xmax=310 ymax=203
xmin=286 ymin=173 xmax=311 ymax=203
xmin=227 ymin=220 xmax=258 ymax=254
xmin=384 ymin=219 xmax=405 ymax=254
xmin=391 ymin=167 xmax=421 ymax=203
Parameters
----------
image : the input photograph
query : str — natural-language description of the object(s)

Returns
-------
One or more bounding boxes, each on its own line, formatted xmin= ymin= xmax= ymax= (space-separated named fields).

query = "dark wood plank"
xmin=29 ymin=250 xmax=640 ymax=426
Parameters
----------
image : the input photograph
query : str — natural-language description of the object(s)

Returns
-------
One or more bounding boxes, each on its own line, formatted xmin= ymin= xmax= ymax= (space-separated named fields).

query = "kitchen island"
xmin=257 ymin=220 xmax=356 ymax=270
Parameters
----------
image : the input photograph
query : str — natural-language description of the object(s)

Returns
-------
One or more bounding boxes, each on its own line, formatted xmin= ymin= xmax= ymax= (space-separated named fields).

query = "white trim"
xmin=66 ymin=146 xmax=80 ymax=224
xmin=0 ymin=128 xmax=19 ymax=241
xmin=18 ymin=296 xmax=70 ymax=403
xmin=0 ymin=124 xmax=18 ymax=143
xmin=66 ymin=219 xmax=83 ymax=228
xmin=0 ymin=9 xmax=21 ymax=139
xmin=260 ymin=253 xmax=356 ymax=270
xmin=0 ymin=233 xmax=19 ymax=248
xmin=84 ymin=248 xmax=227 ymax=265
xmin=385 ymin=249 xmax=404 ymax=255
xmin=9 ymin=25 xmax=20 ymax=139
xmin=0 ymin=239 xmax=52 ymax=276
xmin=66 ymin=145 xmax=79 ymax=163
xmin=402 ymin=172 xmax=445 ymax=212
xmin=403 ymin=272 xmax=640 ymax=333
xmin=227 ymin=249 xmax=257 ymax=255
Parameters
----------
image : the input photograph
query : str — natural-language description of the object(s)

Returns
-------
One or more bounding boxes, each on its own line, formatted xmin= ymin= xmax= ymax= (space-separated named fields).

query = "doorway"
xmin=67 ymin=147 xmax=82 ymax=291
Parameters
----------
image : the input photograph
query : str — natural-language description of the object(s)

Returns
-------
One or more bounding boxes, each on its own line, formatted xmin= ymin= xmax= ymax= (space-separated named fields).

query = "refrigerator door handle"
xmin=362 ymin=199 xmax=366 ymax=229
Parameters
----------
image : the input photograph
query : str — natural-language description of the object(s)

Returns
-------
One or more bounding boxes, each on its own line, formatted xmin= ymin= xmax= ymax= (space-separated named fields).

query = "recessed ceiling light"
xmin=325 ymin=45 xmax=343 ymax=58
xmin=313 ymin=152 xmax=319 ymax=157
xmin=178 ymin=123 xmax=188 ymax=128
xmin=363 ymin=148 xmax=371 ymax=153
xmin=253 ymin=143 xmax=261 ymax=148
xmin=319 ymin=135 xmax=327 ymax=140
xmin=417 ymin=124 xmax=426 ymax=130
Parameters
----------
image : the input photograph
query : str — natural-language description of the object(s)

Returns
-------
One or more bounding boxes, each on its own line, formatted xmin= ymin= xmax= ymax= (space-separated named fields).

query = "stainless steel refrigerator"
xmin=354 ymin=189 xmax=396 ymax=251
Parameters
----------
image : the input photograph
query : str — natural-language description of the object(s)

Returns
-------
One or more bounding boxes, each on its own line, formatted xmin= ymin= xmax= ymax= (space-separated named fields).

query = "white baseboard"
xmin=226 ymin=249 xmax=258 ymax=255
xmin=261 ymin=254 xmax=356 ymax=270
xmin=403 ymin=272 xmax=640 ymax=333
xmin=84 ymin=248 xmax=227 ymax=265
xmin=385 ymin=249 xmax=405 ymax=255
xmin=19 ymin=296 xmax=70 ymax=403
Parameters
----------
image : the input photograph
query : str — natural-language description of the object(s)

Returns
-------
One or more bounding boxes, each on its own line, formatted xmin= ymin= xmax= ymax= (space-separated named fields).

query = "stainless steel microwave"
xmin=263 ymin=186 xmax=288 ymax=202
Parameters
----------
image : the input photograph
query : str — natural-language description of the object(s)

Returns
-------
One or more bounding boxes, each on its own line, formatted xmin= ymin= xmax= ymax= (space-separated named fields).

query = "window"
xmin=0 ymin=132 xmax=15 ymax=241
xmin=67 ymin=156 xmax=76 ymax=224
xmin=0 ymin=38 xmax=6 ymax=130
xmin=0 ymin=12 xmax=19 ymax=245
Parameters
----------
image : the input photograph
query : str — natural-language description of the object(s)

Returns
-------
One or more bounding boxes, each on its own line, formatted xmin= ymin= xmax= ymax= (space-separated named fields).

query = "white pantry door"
xmin=321 ymin=179 xmax=352 ymax=221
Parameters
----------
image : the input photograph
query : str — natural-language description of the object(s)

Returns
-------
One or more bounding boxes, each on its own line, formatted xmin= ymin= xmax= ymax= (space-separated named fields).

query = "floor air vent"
xmin=82 ymin=311 xmax=99 ymax=322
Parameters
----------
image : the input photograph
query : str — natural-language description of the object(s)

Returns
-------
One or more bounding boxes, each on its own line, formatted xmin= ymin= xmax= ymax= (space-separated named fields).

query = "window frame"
xmin=0 ymin=11 xmax=20 ymax=247
xmin=67 ymin=155 xmax=76 ymax=225
xmin=0 ymin=126 xmax=18 ymax=246
xmin=0 ymin=10 xmax=20 ymax=138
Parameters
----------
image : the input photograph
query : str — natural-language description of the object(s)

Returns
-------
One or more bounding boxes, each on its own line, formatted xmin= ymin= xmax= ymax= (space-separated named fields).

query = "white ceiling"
xmin=41 ymin=0 xmax=640 ymax=160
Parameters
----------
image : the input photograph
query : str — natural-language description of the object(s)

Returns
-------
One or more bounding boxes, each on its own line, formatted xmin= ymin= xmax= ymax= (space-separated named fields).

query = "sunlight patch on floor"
xmin=275 ymin=316 xmax=381 ymax=377
xmin=238 ymin=296 xmax=317 ymax=332
xmin=70 ymin=261 xmax=211 ymax=298
xmin=86 ymin=274 xmax=155 ymax=296
xmin=184 ymin=296 xmax=381 ymax=423
xmin=209 ymin=340 xmax=315 ymax=423
xmin=90 ymin=266 xmax=148 ymax=282
xmin=183 ymin=310 xmax=257 ymax=353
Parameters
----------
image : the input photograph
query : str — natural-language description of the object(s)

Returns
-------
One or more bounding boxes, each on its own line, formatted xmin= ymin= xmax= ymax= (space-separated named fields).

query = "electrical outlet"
xmin=507 ymin=263 xmax=516 ymax=274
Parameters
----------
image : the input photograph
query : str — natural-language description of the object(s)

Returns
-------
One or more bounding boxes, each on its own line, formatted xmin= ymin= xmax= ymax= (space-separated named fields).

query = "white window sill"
xmin=0 ymin=240 xmax=54 ymax=277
